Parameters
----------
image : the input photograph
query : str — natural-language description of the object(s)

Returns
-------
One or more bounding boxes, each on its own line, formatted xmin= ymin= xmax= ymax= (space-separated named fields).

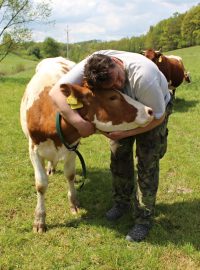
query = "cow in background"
xmin=142 ymin=49 xmax=191 ymax=95
xmin=20 ymin=57 xmax=153 ymax=232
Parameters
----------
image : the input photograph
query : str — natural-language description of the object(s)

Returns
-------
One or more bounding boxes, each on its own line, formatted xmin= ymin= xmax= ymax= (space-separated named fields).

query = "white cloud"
xmin=32 ymin=0 xmax=199 ymax=43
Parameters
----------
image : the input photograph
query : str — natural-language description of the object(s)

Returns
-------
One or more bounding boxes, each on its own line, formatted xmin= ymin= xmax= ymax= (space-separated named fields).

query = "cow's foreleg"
xmin=64 ymin=152 xmax=79 ymax=214
xmin=29 ymin=142 xmax=48 ymax=232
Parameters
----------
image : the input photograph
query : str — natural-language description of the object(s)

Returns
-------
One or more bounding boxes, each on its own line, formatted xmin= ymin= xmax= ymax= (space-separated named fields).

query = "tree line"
xmin=1 ymin=2 xmax=199 ymax=63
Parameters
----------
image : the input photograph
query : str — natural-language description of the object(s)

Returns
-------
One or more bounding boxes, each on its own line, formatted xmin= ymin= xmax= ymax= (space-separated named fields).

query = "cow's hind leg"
xmin=29 ymin=142 xmax=48 ymax=232
xmin=64 ymin=152 xmax=79 ymax=214
xmin=46 ymin=160 xmax=57 ymax=175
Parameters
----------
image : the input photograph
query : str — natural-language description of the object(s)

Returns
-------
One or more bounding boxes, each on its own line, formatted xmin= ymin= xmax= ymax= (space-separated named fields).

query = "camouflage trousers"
xmin=110 ymin=96 xmax=174 ymax=226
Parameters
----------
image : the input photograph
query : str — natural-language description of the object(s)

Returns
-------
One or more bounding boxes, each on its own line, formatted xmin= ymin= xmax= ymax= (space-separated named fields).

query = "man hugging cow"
xmin=21 ymin=49 xmax=176 ymax=242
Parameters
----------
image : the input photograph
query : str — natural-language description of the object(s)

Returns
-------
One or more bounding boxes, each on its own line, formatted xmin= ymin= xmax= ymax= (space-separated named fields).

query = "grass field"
xmin=0 ymin=47 xmax=200 ymax=270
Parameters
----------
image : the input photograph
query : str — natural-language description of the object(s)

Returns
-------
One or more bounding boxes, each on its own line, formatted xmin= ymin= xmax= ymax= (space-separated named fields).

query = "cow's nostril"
xmin=148 ymin=109 xmax=153 ymax=116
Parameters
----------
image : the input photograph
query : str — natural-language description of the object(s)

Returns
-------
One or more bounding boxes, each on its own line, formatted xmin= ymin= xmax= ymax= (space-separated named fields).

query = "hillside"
xmin=0 ymin=53 xmax=37 ymax=77
xmin=0 ymin=46 xmax=199 ymax=79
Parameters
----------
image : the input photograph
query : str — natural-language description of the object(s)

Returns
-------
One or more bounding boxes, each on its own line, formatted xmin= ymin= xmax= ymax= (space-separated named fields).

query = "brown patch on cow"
xmin=58 ymin=62 xmax=70 ymax=74
xmin=61 ymin=83 xmax=93 ymax=101
xmin=94 ymin=90 xmax=138 ymax=125
xmin=27 ymin=87 xmax=80 ymax=146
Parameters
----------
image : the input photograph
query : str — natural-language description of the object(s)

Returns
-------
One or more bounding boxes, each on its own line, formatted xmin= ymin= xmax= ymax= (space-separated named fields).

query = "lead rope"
xmin=55 ymin=112 xmax=86 ymax=188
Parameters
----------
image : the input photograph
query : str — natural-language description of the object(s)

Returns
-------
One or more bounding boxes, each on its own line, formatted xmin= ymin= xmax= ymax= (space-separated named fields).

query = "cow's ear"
xmin=60 ymin=83 xmax=73 ymax=97
xmin=155 ymin=51 xmax=162 ymax=57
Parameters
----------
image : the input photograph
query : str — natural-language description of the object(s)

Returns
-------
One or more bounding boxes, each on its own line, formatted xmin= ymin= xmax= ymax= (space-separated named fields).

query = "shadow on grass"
xmin=47 ymin=168 xmax=200 ymax=251
xmin=149 ymin=201 xmax=200 ymax=250
xmin=173 ymin=97 xmax=199 ymax=112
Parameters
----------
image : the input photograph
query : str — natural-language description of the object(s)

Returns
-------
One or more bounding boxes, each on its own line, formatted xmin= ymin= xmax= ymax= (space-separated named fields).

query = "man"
xmin=50 ymin=50 xmax=173 ymax=242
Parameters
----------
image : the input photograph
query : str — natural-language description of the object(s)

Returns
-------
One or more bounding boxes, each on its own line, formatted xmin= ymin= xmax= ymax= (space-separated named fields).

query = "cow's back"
xmin=35 ymin=56 xmax=76 ymax=73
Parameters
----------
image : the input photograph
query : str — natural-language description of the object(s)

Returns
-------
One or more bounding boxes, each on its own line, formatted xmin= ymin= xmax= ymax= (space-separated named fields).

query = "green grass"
xmin=0 ymin=53 xmax=37 ymax=77
xmin=0 ymin=47 xmax=200 ymax=270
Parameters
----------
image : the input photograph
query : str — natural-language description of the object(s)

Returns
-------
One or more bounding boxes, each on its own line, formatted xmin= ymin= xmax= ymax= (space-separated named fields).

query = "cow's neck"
xmin=60 ymin=117 xmax=81 ymax=145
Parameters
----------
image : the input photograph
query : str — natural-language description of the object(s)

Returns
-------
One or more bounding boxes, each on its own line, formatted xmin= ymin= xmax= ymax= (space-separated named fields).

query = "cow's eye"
xmin=109 ymin=95 xmax=118 ymax=101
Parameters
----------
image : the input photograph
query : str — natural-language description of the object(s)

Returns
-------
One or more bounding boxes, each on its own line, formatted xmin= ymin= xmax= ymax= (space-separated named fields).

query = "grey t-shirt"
xmin=59 ymin=50 xmax=170 ymax=119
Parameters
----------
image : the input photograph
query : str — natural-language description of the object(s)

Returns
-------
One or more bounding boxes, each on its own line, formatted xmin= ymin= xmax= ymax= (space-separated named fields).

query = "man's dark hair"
xmin=84 ymin=54 xmax=115 ymax=89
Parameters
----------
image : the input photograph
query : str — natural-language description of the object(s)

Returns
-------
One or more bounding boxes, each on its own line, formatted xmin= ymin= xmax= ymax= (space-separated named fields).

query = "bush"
xmin=27 ymin=46 xmax=41 ymax=59
xmin=15 ymin=63 xmax=25 ymax=73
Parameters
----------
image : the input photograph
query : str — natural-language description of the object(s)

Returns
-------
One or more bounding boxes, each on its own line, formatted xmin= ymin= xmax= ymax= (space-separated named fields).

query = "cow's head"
xmin=142 ymin=49 xmax=163 ymax=63
xmin=60 ymin=83 xmax=153 ymax=132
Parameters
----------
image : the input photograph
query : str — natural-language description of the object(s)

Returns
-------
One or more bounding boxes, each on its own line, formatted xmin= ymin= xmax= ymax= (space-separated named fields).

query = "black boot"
xmin=106 ymin=203 xmax=129 ymax=221
xmin=126 ymin=224 xmax=151 ymax=242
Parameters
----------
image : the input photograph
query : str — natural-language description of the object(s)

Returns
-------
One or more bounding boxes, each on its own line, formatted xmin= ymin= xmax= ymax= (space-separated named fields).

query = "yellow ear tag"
xmin=158 ymin=56 xmax=162 ymax=62
xmin=66 ymin=94 xmax=83 ymax=109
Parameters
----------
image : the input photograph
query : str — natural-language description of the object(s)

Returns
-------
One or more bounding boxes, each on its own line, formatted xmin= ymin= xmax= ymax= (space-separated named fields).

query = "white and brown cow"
xmin=142 ymin=49 xmax=191 ymax=94
xmin=20 ymin=57 xmax=153 ymax=232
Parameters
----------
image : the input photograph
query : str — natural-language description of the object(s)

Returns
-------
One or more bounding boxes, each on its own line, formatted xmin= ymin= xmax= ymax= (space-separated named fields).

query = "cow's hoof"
xmin=70 ymin=206 xmax=79 ymax=215
xmin=46 ymin=168 xmax=56 ymax=175
xmin=33 ymin=223 xmax=47 ymax=233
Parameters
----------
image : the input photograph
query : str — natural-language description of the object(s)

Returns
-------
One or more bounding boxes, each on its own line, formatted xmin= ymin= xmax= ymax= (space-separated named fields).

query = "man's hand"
xmin=102 ymin=131 xmax=128 ymax=141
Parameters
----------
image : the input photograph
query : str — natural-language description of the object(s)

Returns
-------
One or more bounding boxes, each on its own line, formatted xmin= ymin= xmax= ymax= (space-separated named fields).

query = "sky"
xmin=32 ymin=0 xmax=199 ymax=44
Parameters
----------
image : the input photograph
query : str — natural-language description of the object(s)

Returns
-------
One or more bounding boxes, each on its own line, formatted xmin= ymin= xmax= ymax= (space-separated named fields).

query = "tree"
xmin=42 ymin=37 xmax=60 ymax=57
xmin=27 ymin=45 xmax=41 ymax=59
xmin=0 ymin=0 xmax=51 ymax=61
xmin=181 ymin=5 xmax=200 ymax=47
xmin=1 ymin=32 xmax=15 ymax=55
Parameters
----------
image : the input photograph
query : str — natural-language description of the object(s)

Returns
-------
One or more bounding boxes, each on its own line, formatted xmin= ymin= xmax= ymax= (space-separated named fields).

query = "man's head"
xmin=84 ymin=54 xmax=126 ymax=91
